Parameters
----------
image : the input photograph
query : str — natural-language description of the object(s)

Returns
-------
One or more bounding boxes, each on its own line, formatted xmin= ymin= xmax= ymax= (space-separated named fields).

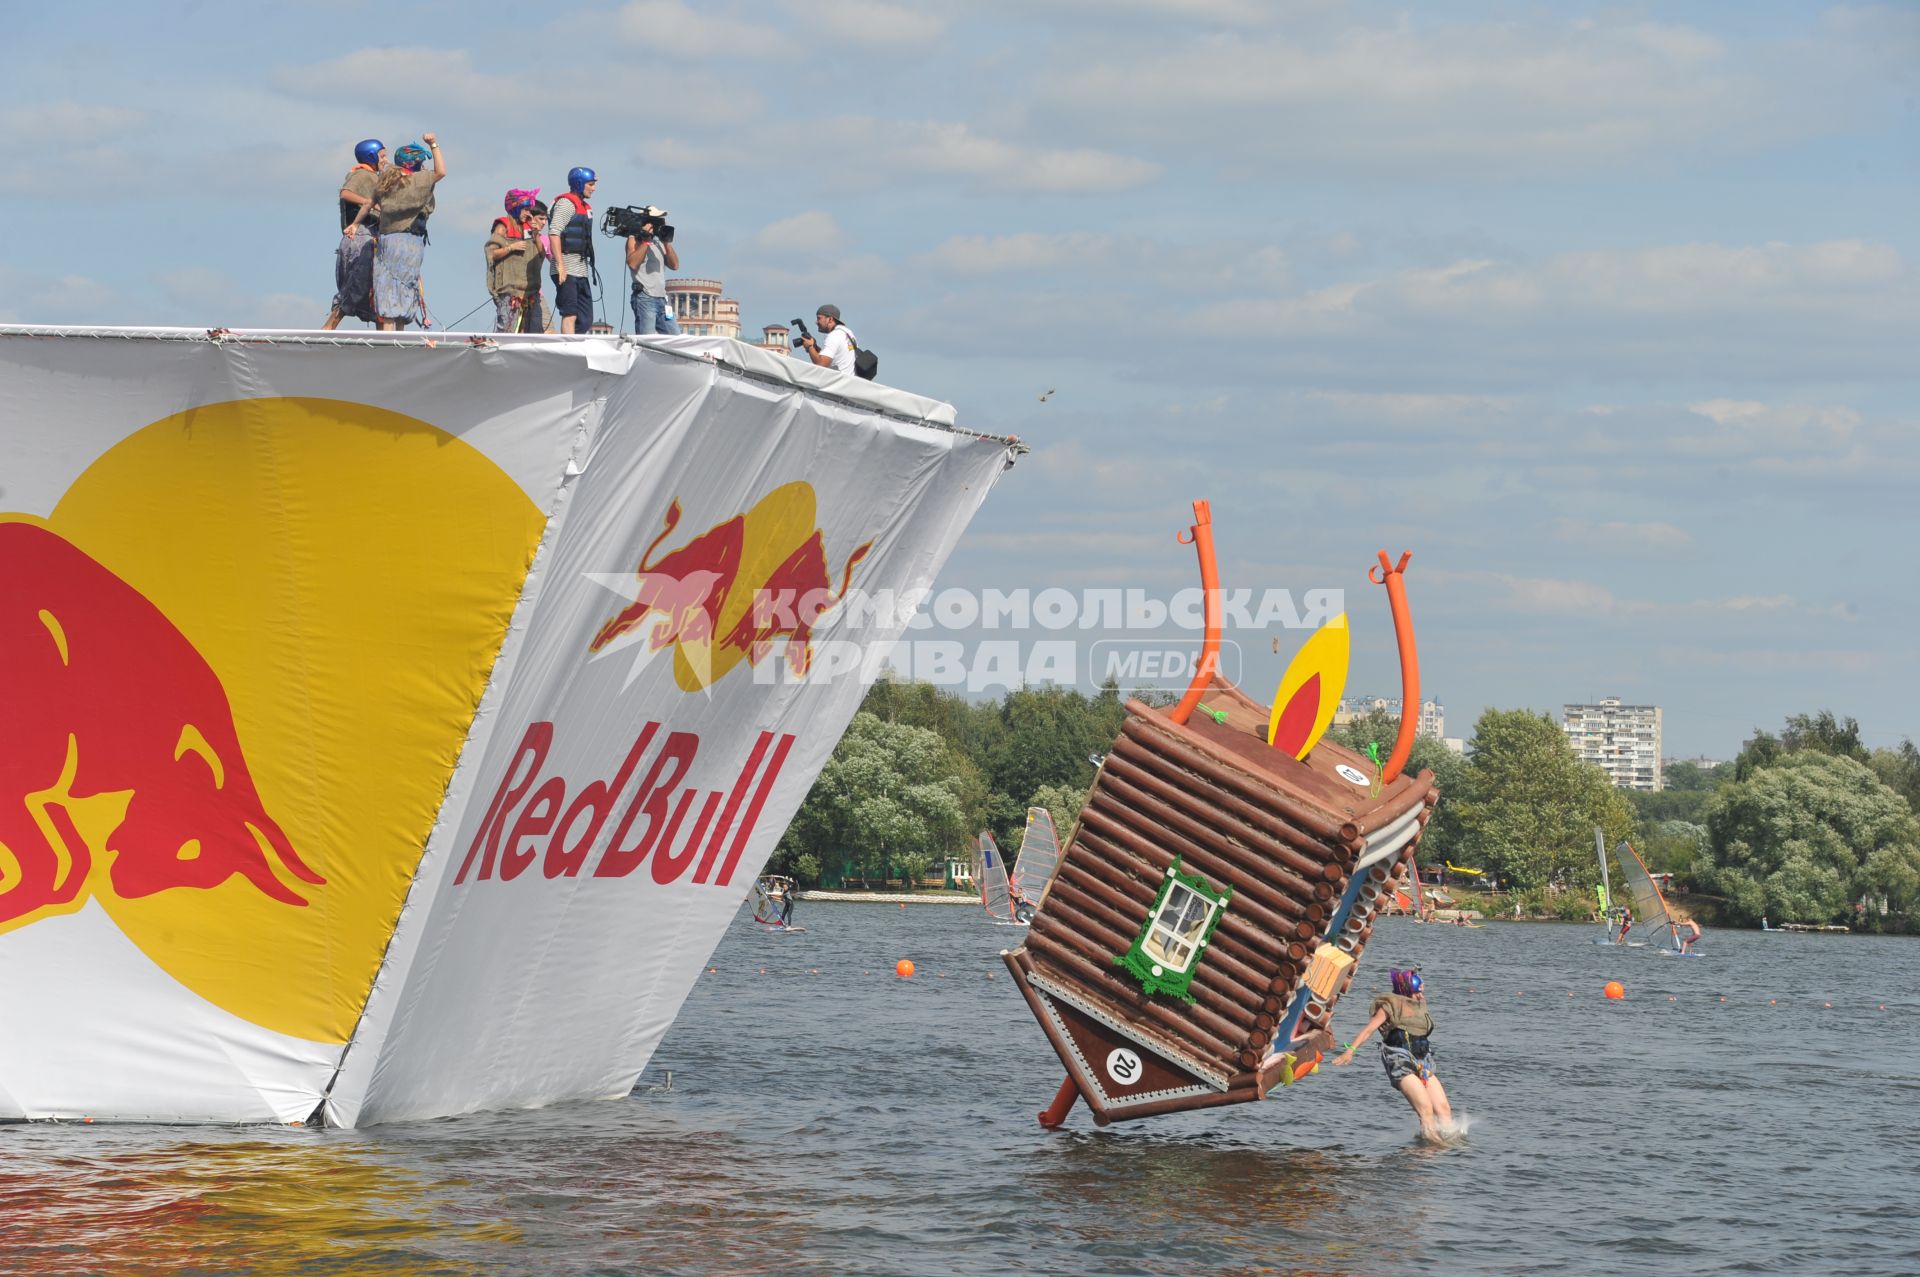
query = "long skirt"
xmin=373 ymin=231 xmax=426 ymax=323
xmin=332 ymin=231 xmax=377 ymax=323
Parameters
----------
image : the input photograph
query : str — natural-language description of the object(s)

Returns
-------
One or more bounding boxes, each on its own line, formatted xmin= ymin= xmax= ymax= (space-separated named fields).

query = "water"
xmin=4 ymin=910 xmax=1916 ymax=1275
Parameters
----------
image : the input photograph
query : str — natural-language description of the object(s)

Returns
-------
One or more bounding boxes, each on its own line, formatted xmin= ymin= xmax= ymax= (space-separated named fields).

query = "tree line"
xmin=769 ymin=682 xmax=1920 ymax=933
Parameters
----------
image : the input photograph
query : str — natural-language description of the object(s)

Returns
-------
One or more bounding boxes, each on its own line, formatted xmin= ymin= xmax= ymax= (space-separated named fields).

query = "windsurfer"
xmin=1331 ymin=967 xmax=1456 ymax=1142
xmin=1679 ymin=917 xmax=1701 ymax=954
xmin=1616 ymin=912 xmax=1633 ymax=944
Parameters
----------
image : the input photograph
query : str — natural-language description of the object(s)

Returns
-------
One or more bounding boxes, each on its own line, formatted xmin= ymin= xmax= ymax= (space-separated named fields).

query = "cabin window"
xmin=1115 ymin=857 xmax=1230 ymax=1002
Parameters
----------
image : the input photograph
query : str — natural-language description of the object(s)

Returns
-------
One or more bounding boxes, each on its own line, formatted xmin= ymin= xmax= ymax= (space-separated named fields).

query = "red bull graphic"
xmin=0 ymin=520 xmax=324 ymax=931
xmin=590 ymin=482 xmax=872 ymax=692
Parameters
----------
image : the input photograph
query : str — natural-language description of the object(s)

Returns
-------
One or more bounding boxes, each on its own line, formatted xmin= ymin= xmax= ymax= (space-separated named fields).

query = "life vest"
xmin=491 ymin=217 xmax=524 ymax=239
xmin=556 ymin=192 xmax=593 ymax=260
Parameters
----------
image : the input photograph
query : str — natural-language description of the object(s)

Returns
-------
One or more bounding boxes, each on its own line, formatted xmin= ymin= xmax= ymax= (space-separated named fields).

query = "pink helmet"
xmin=505 ymin=187 xmax=541 ymax=216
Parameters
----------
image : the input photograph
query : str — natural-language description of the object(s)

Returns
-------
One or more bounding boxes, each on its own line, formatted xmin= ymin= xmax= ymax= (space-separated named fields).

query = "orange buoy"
xmin=896 ymin=959 xmax=915 ymax=978
xmin=1603 ymin=981 xmax=1625 ymax=1000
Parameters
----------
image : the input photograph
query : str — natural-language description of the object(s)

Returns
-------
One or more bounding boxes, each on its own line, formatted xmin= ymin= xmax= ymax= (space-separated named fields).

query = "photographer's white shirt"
xmin=818 ymin=325 xmax=855 ymax=374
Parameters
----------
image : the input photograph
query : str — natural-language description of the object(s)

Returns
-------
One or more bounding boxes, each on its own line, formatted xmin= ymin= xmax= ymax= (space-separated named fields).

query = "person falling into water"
xmin=1332 ymin=967 xmax=1456 ymax=1142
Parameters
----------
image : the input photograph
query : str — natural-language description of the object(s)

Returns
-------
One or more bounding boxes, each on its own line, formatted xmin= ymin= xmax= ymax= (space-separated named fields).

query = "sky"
xmin=2 ymin=0 xmax=1916 ymax=759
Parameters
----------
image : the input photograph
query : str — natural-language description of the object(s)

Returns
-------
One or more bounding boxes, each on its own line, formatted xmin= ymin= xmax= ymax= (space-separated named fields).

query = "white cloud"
xmin=645 ymin=117 xmax=1158 ymax=194
xmin=1039 ymin=12 xmax=1877 ymax=176
xmin=750 ymin=211 xmax=845 ymax=254
xmin=1182 ymin=241 xmax=1914 ymax=357
xmin=791 ymin=0 xmax=945 ymax=48
xmin=0 ymin=104 xmax=146 ymax=146
xmin=919 ymin=231 xmax=1118 ymax=274
xmin=274 ymin=49 xmax=515 ymax=110
xmin=1551 ymin=519 xmax=1695 ymax=554
xmin=616 ymin=0 xmax=785 ymax=57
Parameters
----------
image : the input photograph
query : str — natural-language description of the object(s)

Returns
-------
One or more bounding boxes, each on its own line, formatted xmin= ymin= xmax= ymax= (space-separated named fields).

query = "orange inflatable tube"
xmin=1169 ymin=500 xmax=1220 ymax=728
xmin=1368 ymin=550 xmax=1419 ymax=784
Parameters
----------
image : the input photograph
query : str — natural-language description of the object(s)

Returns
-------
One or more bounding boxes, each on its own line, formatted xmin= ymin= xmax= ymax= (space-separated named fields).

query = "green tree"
xmin=1869 ymin=739 xmax=1920 ymax=817
xmin=1450 ymin=708 xmax=1634 ymax=889
xmin=982 ymin=683 xmax=1124 ymax=845
xmin=1326 ymin=709 xmax=1470 ymax=866
xmin=1733 ymin=710 xmax=1869 ymax=780
xmin=1701 ymin=751 xmax=1920 ymax=929
xmin=774 ymin=712 xmax=968 ymax=889
xmin=1629 ymin=760 xmax=1730 ymax=825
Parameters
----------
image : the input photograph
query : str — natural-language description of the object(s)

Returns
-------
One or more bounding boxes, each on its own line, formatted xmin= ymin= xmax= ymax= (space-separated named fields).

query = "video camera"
xmin=601 ymin=204 xmax=675 ymax=244
xmin=790 ymin=317 xmax=812 ymax=348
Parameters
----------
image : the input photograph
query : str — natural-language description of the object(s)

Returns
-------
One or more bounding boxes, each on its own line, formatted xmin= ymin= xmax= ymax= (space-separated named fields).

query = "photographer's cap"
xmin=816 ymin=304 xmax=841 ymax=321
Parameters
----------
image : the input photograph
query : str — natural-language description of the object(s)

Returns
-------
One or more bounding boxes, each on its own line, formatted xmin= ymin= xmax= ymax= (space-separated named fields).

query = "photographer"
xmin=624 ymin=206 xmax=680 ymax=335
xmin=551 ymin=166 xmax=597 ymax=334
xmin=798 ymin=304 xmax=856 ymax=374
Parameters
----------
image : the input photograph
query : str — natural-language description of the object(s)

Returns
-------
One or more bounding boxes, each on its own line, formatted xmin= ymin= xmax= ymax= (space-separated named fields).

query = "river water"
xmin=4 ymin=908 xmax=1916 ymax=1275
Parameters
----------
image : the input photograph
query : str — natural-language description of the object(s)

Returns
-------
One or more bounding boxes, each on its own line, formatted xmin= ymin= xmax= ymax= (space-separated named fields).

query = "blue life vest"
xmin=556 ymin=193 xmax=593 ymax=260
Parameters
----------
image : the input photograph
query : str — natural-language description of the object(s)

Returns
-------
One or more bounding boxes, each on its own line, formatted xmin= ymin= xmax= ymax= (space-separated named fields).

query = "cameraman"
xmin=625 ymin=207 xmax=680 ymax=335
xmin=799 ymin=304 xmax=855 ymax=374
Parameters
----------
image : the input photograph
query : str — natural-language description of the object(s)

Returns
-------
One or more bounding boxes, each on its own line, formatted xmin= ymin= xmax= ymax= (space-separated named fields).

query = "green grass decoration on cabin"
xmin=1114 ymin=857 xmax=1232 ymax=1002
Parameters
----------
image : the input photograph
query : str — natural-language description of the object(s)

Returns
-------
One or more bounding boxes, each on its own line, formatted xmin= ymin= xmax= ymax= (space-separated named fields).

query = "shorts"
xmin=1381 ymin=1043 xmax=1435 ymax=1086
xmin=556 ymin=276 xmax=594 ymax=328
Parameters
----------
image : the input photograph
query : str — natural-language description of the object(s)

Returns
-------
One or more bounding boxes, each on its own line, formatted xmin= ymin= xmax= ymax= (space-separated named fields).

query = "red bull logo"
xmin=0 ymin=521 xmax=323 ymax=931
xmin=591 ymin=482 xmax=872 ymax=692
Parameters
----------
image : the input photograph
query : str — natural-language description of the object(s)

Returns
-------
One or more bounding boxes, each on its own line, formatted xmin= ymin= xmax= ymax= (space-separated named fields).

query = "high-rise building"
xmin=1563 ymin=698 xmax=1663 ymax=791
xmin=1335 ymin=696 xmax=1445 ymax=740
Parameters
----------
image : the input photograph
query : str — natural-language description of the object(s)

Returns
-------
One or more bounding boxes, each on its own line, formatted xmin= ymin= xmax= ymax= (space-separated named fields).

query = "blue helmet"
xmin=353 ymin=138 xmax=383 ymax=167
xmin=568 ymin=166 xmax=597 ymax=195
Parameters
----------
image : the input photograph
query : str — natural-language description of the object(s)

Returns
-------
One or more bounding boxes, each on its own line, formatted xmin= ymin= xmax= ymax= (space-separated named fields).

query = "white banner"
xmin=0 ymin=328 xmax=1012 ymax=1125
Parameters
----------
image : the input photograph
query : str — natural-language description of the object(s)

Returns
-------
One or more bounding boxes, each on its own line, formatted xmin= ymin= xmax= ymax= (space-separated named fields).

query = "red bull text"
xmin=454 ymin=720 xmax=796 ymax=889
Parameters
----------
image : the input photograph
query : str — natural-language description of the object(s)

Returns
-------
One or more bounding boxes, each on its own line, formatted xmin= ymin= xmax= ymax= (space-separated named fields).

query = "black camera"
xmin=602 ymin=205 xmax=675 ymax=244
xmin=790 ymin=318 xmax=812 ymax=348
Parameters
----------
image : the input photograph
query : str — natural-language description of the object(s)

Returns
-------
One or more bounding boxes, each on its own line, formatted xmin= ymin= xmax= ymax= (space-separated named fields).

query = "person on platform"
xmin=323 ymin=139 xmax=383 ymax=330
xmin=486 ymin=189 xmax=546 ymax=333
xmin=625 ymin=206 xmax=681 ymax=335
xmin=1332 ymin=967 xmax=1456 ymax=1142
xmin=372 ymin=135 xmax=444 ymax=331
xmin=798 ymin=304 xmax=855 ymax=373
xmin=551 ymin=166 xmax=597 ymax=334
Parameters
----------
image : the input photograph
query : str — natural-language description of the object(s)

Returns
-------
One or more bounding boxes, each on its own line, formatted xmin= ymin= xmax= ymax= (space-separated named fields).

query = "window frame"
xmin=1114 ymin=857 xmax=1231 ymax=1002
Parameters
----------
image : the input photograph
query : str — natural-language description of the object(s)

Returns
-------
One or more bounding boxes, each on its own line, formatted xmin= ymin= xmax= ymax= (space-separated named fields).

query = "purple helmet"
xmin=1390 ymin=968 xmax=1423 ymax=997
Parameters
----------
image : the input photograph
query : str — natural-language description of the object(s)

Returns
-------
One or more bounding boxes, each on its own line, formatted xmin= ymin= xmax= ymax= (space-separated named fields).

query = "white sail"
xmin=978 ymin=832 xmax=1015 ymax=922
xmin=1614 ymin=839 xmax=1682 ymax=952
xmin=1594 ymin=826 xmax=1618 ymax=943
xmin=1011 ymin=807 xmax=1063 ymax=908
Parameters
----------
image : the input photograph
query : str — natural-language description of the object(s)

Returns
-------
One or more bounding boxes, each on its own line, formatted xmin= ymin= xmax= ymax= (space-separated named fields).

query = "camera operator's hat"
xmin=816 ymin=304 xmax=841 ymax=321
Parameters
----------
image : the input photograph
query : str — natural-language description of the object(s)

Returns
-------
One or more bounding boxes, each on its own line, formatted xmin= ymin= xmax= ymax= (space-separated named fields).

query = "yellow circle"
xmin=47 ymin=397 xmax=543 ymax=1042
